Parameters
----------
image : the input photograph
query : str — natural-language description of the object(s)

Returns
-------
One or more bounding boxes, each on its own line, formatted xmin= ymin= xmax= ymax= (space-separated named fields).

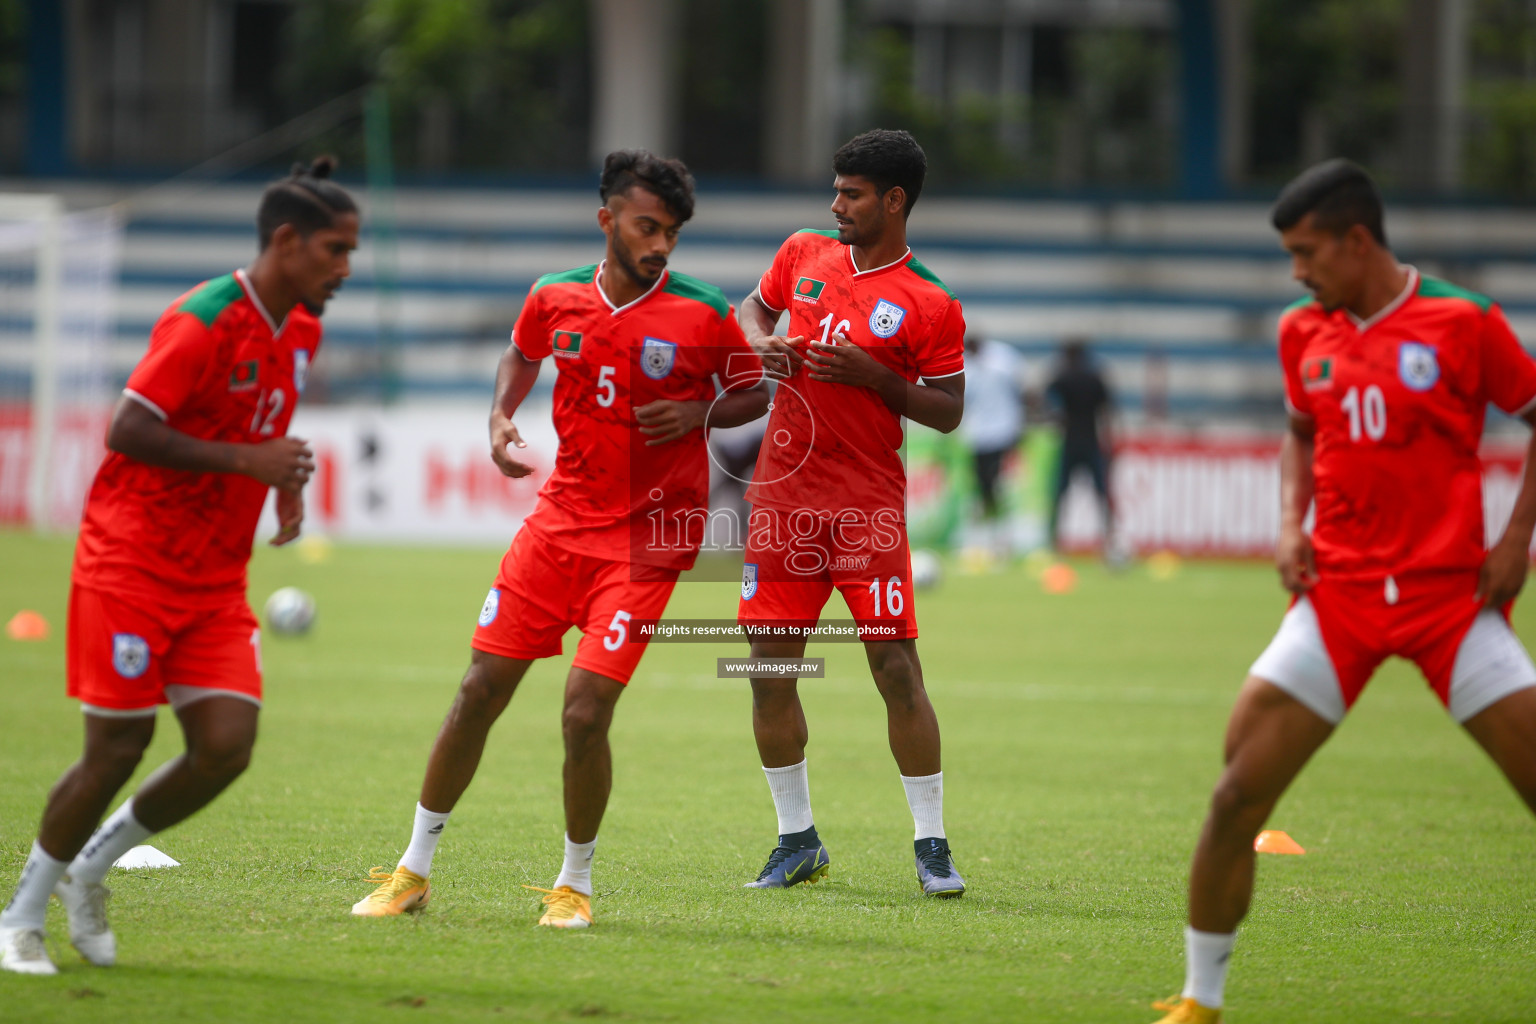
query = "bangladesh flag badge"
xmin=228 ymin=359 xmax=259 ymax=392
xmin=552 ymin=330 xmax=583 ymax=358
xmin=792 ymin=277 xmax=825 ymax=303
xmin=1300 ymin=356 xmax=1334 ymax=391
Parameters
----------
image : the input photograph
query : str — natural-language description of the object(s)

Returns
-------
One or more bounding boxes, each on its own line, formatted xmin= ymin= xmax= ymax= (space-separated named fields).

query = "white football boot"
xmin=0 ymin=925 xmax=58 ymax=975
xmin=54 ymin=874 xmax=115 ymax=966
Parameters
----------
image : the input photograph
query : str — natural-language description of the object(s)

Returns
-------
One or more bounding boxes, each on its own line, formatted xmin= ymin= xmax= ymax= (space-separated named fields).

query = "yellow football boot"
xmin=1150 ymin=995 xmax=1221 ymax=1023
xmin=524 ymin=885 xmax=592 ymax=929
xmin=351 ymin=866 xmax=430 ymax=916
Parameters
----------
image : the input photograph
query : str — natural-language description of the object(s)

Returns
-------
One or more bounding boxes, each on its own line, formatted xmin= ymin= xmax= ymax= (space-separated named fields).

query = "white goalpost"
xmin=0 ymin=194 xmax=122 ymax=532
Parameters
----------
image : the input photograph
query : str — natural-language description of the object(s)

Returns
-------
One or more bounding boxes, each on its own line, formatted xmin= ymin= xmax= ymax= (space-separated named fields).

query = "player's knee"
xmin=456 ymin=664 xmax=514 ymax=716
xmin=868 ymin=646 xmax=921 ymax=700
xmin=561 ymin=698 xmax=608 ymax=748
xmin=1209 ymin=775 xmax=1268 ymax=828
xmin=189 ymin=733 xmax=255 ymax=782
xmin=83 ymin=727 xmax=152 ymax=781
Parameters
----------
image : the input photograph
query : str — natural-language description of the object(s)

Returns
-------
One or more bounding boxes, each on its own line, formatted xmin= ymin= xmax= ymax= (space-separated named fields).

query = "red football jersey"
xmin=512 ymin=263 xmax=761 ymax=569
xmin=1280 ymin=268 xmax=1536 ymax=577
xmin=74 ymin=270 xmax=320 ymax=601
xmin=745 ymin=229 xmax=966 ymax=517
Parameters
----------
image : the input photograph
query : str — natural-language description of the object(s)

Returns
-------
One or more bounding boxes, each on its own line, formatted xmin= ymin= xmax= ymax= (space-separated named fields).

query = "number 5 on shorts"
xmin=603 ymin=610 xmax=632 ymax=651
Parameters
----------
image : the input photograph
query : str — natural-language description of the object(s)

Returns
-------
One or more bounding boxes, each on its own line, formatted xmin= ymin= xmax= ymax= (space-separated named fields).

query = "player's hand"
xmin=806 ymin=336 xmax=890 ymax=389
xmin=635 ymin=399 xmax=707 ymax=445
xmin=1477 ymin=537 xmax=1530 ymax=609
xmin=246 ymin=437 xmax=314 ymax=490
xmin=1276 ymin=522 xmax=1317 ymax=593
xmin=489 ymin=411 xmax=535 ymax=478
xmin=270 ymin=487 xmax=304 ymax=547
xmin=750 ymin=334 xmax=806 ymax=379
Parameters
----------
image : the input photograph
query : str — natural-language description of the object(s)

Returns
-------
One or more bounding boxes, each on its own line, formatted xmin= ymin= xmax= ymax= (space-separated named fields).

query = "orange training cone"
xmin=1254 ymin=830 xmax=1305 ymax=855
xmin=6 ymin=610 xmax=50 ymax=641
xmin=1041 ymin=562 xmax=1078 ymax=595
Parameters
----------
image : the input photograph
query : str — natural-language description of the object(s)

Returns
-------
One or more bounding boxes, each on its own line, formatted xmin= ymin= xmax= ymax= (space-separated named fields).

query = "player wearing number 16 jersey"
xmin=1150 ymin=160 xmax=1536 ymax=1024
xmin=353 ymin=151 xmax=766 ymax=930
xmin=1 ymin=159 xmax=356 ymax=975
xmin=735 ymin=130 xmax=969 ymax=897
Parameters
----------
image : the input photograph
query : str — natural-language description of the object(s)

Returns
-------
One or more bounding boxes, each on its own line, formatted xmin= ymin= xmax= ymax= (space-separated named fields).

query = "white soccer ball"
xmin=264 ymin=587 xmax=316 ymax=636
xmin=912 ymin=549 xmax=943 ymax=590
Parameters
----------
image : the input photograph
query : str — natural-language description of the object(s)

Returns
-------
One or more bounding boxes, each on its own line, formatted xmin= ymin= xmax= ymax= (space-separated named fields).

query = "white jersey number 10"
xmin=1340 ymin=384 xmax=1387 ymax=442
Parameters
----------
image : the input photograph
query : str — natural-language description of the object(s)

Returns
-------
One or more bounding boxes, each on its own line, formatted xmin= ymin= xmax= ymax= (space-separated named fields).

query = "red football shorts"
xmin=67 ymin=583 xmax=263 ymax=714
xmin=736 ymin=506 xmax=917 ymax=641
xmin=1303 ymin=571 xmax=1487 ymax=709
xmin=471 ymin=525 xmax=680 ymax=685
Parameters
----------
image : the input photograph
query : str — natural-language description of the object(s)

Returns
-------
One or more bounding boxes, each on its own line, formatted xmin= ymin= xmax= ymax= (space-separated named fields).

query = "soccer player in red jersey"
xmin=1152 ymin=160 xmax=1536 ymax=1023
xmin=352 ymin=152 xmax=766 ymax=928
xmin=734 ymin=129 xmax=969 ymax=896
xmin=0 ymin=159 xmax=357 ymax=975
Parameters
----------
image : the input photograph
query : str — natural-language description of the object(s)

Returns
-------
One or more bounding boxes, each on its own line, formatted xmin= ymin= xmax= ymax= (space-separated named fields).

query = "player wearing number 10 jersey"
xmin=353 ymin=151 xmax=767 ymax=930
xmin=1150 ymin=160 xmax=1536 ymax=1024
xmin=736 ymin=130 xmax=969 ymax=897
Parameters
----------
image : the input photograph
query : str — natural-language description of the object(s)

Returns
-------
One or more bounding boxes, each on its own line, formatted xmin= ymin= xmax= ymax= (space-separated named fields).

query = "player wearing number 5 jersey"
xmin=735 ymin=130 xmax=969 ymax=897
xmin=0 ymin=159 xmax=356 ymax=975
xmin=1150 ymin=160 xmax=1536 ymax=1023
xmin=353 ymin=151 xmax=766 ymax=930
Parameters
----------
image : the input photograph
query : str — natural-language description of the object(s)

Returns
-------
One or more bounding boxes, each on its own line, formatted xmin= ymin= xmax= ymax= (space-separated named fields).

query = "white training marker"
xmin=113 ymin=845 xmax=181 ymax=869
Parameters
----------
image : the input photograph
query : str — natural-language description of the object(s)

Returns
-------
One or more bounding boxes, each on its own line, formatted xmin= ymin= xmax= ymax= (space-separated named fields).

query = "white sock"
xmin=397 ymin=803 xmax=450 ymax=878
xmin=1182 ymin=926 xmax=1236 ymax=1008
xmin=901 ymin=771 xmax=945 ymax=840
xmin=553 ymin=834 xmax=596 ymax=896
xmin=0 ymin=841 xmax=70 ymax=930
xmin=69 ymin=798 xmax=153 ymax=886
xmin=762 ymin=760 xmax=814 ymax=835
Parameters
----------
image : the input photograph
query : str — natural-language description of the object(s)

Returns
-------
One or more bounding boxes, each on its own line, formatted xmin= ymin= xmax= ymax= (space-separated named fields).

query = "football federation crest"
xmin=478 ymin=588 xmax=500 ymax=627
xmin=793 ymin=277 xmax=826 ymax=303
xmin=293 ymin=349 xmax=310 ymax=394
xmin=1301 ymin=356 xmax=1335 ymax=392
xmin=229 ymin=359 xmax=259 ymax=392
xmin=1399 ymin=342 xmax=1439 ymax=391
xmin=552 ymin=330 xmax=583 ymax=358
xmin=741 ymin=563 xmax=759 ymax=600
xmin=112 ymin=633 xmax=150 ymax=679
xmin=641 ymin=337 xmax=677 ymax=380
xmin=868 ymin=299 xmax=907 ymax=338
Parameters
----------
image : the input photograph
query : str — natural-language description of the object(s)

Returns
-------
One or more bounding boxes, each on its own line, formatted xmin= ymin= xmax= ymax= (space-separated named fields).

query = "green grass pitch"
xmin=1 ymin=529 xmax=1533 ymax=1022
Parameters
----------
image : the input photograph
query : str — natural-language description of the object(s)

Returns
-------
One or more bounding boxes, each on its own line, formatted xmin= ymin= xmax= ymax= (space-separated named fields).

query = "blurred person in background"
xmin=1046 ymin=338 xmax=1114 ymax=552
xmin=0 ymin=159 xmax=356 ymax=975
xmin=960 ymin=332 xmax=1026 ymax=559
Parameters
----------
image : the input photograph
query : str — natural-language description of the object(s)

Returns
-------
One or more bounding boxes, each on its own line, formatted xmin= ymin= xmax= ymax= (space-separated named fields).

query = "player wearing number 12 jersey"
xmin=1 ymin=159 xmax=357 ymax=975
xmin=1150 ymin=161 xmax=1536 ymax=1024
xmin=353 ymin=151 xmax=766 ymax=930
xmin=736 ymin=130 xmax=969 ymax=897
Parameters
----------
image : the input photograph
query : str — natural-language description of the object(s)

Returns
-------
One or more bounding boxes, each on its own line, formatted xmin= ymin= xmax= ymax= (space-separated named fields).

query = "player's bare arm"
xmin=636 ymin=380 xmax=769 ymax=446
xmin=1276 ymin=412 xmax=1317 ymax=593
xmin=805 ymin=337 xmax=965 ymax=433
xmin=739 ymin=290 xmax=805 ymax=379
xmin=107 ymin=394 xmax=314 ymax=490
xmin=1478 ymin=406 xmax=1536 ymax=607
xmin=488 ymin=343 xmax=542 ymax=478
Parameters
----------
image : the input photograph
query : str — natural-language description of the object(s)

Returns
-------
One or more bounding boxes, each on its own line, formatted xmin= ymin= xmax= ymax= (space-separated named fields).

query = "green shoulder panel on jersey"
xmin=1418 ymin=275 xmax=1494 ymax=313
xmin=905 ymin=257 xmax=956 ymax=298
xmin=661 ymin=271 xmax=730 ymax=318
xmin=1280 ymin=294 xmax=1318 ymax=318
xmin=176 ymin=274 xmax=245 ymax=328
xmin=794 ymin=228 xmax=840 ymax=239
xmin=530 ymin=265 xmax=598 ymax=295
